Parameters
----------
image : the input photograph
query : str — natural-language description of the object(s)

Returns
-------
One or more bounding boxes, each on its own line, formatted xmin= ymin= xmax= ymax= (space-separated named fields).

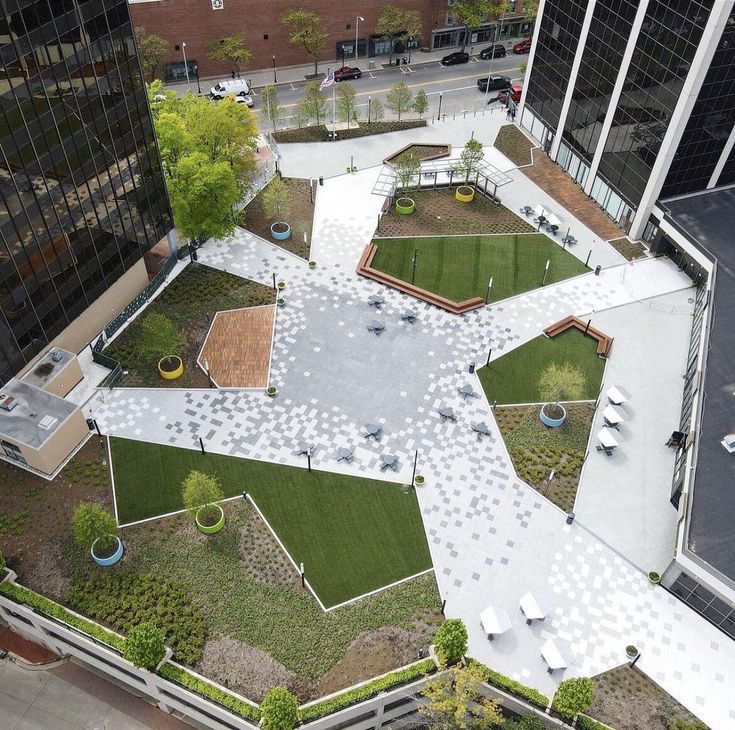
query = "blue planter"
xmin=270 ymin=222 xmax=291 ymax=240
xmin=539 ymin=403 xmax=567 ymax=428
xmin=91 ymin=536 xmax=124 ymax=567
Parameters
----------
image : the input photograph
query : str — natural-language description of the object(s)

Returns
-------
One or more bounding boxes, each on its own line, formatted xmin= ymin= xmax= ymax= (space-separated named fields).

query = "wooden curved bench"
xmin=544 ymin=315 xmax=613 ymax=357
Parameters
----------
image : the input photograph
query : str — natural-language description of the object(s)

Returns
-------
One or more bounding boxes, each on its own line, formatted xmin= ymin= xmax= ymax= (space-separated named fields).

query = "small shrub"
xmin=467 ymin=659 xmax=549 ymax=708
xmin=181 ymin=470 xmax=224 ymax=523
xmin=262 ymin=176 xmax=291 ymax=223
xmin=553 ymin=676 xmax=594 ymax=719
xmin=434 ymin=617 xmax=467 ymax=667
xmin=138 ymin=312 xmax=186 ymax=360
xmin=260 ymin=686 xmax=299 ymax=730
xmin=501 ymin=715 xmax=546 ymax=730
xmin=123 ymin=622 xmax=166 ymax=669
xmin=72 ymin=503 xmax=118 ymax=552
xmin=577 ymin=716 xmax=614 ymax=730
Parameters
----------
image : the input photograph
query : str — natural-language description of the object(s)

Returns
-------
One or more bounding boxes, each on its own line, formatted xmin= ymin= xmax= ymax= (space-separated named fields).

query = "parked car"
xmin=441 ymin=51 xmax=470 ymax=66
xmin=234 ymin=95 xmax=254 ymax=107
xmin=334 ymin=66 xmax=362 ymax=81
xmin=479 ymin=44 xmax=506 ymax=60
xmin=513 ymin=38 xmax=532 ymax=54
xmin=210 ymin=79 xmax=251 ymax=99
xmin=496 ymin=85 xmax=523 ymax=104
xmin=477 ymin=75 xmax=512 ymax=93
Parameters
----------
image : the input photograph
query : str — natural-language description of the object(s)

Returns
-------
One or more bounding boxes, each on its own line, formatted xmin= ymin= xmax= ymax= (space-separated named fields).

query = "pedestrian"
xmin=511 ymin=106 xmax=516 ymax=121
xmin=231 ymin=69 xmax=235 ymax=79
xmin=506 ymin=107 xmax=512 ymax=121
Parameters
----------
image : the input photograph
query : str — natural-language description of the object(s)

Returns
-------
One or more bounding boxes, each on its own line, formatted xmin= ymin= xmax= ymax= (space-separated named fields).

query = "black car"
xmin=479 ymin=44 xmax=506 ymax=60
xmin=477 ymin=75 xmax=512 ymax=93
xmin=441 ymin=51 xmax=470 ymax=66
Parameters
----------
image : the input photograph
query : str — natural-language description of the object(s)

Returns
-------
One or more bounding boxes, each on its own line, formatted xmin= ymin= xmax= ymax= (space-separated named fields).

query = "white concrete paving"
xmin=89 ymin=119 xmax=735 ymax=728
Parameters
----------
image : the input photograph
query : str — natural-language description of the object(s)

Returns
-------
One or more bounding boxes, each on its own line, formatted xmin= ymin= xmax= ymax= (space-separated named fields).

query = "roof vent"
xmin=38 ymin=415 xmax=58 ymax=430
xmin=50 ymin=350 xmax=62 ymax=362
xmin=721 ymin=433 xmax=735 ymax=453
xmin=0 ymin=394 xmax=17 ymax=412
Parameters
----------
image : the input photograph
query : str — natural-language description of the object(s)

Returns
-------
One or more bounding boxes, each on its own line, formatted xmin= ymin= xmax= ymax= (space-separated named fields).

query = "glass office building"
xmin=520 ymin=0 xmax=735 ymax=239
xmin=0 ymin=0 xmax=173 ymax=385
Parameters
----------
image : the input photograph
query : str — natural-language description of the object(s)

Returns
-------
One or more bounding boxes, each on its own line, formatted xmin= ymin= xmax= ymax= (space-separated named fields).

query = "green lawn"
xmin=110 ymin=438 xmax=432 ymax=608
xmin=370 ymin=234 xmax=589 ymax=302
xmin=478 ymin=328 xmax=606 ymax=405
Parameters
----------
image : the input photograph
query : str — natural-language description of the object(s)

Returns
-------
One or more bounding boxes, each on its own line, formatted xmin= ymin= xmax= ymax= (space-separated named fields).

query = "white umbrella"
xmin=519 ymin=591 xmax=552 ymax=622
xmin=533 ymin=204 xmax=553 ymax=218
xmin=480 ymin=606 xmax=511 ymax=639
xmin=546 ymin=213 xmax=563 ymax=227
xmin=541 ymin=638 xmax=575 ymax=671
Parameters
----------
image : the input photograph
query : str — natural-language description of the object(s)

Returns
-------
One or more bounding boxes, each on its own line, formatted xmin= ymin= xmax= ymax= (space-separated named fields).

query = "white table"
xmin=519 ymin=592 xmax=551 ymax=623
xmin=602 ymin=405 xmax=624 ymax=429
xmin=541 ymin=638 xmax=574 ymax=673
xmin=606 ymin=385 xmax=629 ymax=406
xmin=597 ymin=428 xmax=619 ymax=453
xmin=480 ymin=606 xmax=511 ymax=640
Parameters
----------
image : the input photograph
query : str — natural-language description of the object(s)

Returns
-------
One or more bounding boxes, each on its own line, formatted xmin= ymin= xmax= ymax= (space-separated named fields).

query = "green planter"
xmin=648 ymin=571 xmax=661 ymax=584
xmin=308 ymin=261 xmax=317 ymax=269
xmin=195 ymin=505 xmax=225 ymax=535
xmin=414 ymin=475 xmax=425 ymax=486
xmin=277 ymin=280 xmax=286 ymax=291
xmin=625 ymin=645 xmax=639 ymax=659
xmin=267 ymin=386 xmax=278 ymax=397
xmin=395 ymin=197 xmax=415 ymax=215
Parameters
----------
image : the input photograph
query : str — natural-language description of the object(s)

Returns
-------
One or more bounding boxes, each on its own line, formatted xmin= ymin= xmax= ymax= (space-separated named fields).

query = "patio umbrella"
xmin=541 ymin=638 xmax=575 ymax=671
xmin=519 ymin=591 xmax=552 ymax=621
xmin=480 ymin=606 xmax=512 ymax=639
xmin=533 ymin=204 xmax=553 ymax=218
xmin=546 ymin=213 xmax=563 ymax=227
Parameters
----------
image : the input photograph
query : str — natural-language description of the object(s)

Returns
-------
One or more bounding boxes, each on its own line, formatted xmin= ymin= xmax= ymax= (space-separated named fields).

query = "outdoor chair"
xmin=548 ymin=225 xmax=559 ymax=236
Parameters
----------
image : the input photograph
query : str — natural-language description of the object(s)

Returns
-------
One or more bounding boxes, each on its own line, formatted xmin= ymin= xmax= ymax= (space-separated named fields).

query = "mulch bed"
xmin=384 ymin=144 xmax=450 ymax=164
xmin=236 ymin=177 xmax=314 ymax=259
xmin=493 ymin=124 xmax=535 ymax=166
xmin=376 ymin=188 xmax=536 ymax=237
xmin=609 ymin=237 xmax=648 ymax=261
xmin=273 ymin=120 xmax=426 ymax=144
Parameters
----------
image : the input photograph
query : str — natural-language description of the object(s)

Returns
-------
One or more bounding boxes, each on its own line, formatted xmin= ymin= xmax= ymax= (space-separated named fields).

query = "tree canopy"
xmin=135 ymin=28 xmax=169 ymax=82
xmin=451 ymin=0 xmax=509 ymax=51
xmin=281 ymin=10 xmax=328 ymax=75
xmin=376 ymin=6 xmax=422 ymax=63
xmin=206 ymin=33 xmax=252 ymax=74
xmin=386 ymin=82 xmax=413 ymax=121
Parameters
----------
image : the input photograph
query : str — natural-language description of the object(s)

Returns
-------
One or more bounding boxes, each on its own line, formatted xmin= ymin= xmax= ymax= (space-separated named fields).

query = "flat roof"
xmin=0 ymin=378 xmax=79 ymax=449
xmin=661 ymin=186 xmax=735 ymax=582
xmin=21 ymin=347 xmax=75 ymax=390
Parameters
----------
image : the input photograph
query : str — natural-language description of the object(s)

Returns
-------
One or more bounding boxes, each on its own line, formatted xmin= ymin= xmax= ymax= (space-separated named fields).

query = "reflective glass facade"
xmin=523 ymin=0 xmax=588 ymax=129
xmin=597 ymin=0 xmax=714 ymax=207
xmin=0 ymin=0 xmax=173 ymax=385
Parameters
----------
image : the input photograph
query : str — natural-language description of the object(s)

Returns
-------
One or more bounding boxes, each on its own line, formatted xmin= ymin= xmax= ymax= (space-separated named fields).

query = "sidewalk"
xmin=164 ymin=37 xmax=529 ymax=96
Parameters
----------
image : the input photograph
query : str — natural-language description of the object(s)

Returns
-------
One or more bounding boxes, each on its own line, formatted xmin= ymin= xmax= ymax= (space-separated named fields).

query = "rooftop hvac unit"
xmin=721 ymin=433 xmax=735 ymax=453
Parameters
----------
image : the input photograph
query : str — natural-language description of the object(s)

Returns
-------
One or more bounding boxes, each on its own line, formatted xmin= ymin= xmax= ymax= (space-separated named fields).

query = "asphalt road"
xmin=251 ymin=54 xmax=526 ymax=129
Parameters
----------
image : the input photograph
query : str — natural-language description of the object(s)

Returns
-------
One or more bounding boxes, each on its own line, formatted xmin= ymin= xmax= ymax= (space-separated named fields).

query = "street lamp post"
xmin=411 ymin=248 xmax=418 ymax=285
xmin=485 ymin=275 xmax=493 ymax=304
xmin=356 ymin=16 xmax=364 ymax=59
xmin=194 ymin=64 xmax=201 ymax=95
xmin=272 ymin=55 xmax=277 ymax=83
xmin=437 ymin=92 xmax=443 ymax=121
xmin=367 ymin=95 xmax=371 ymax=124
xmin=181 ymin=42 xmax=191 ymax=90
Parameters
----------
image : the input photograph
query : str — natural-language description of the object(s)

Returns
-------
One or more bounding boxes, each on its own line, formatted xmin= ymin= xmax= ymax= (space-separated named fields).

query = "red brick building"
xmin=128 ymin=0 xmax=533 ymax=80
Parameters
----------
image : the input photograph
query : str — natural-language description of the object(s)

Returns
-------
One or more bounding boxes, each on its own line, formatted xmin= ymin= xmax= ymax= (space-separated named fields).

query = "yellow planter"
xmin=455 ymin=186 xmax=475 ymax=203
xmin=158 ymin=356 xmax=184 ymax=380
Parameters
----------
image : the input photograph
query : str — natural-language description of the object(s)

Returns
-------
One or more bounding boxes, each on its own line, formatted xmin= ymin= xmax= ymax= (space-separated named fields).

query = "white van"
xmin=210 ymin=79 xmax=250 ymax=100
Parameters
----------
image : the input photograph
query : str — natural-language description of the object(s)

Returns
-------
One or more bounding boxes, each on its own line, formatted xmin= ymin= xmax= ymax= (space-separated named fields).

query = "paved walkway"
xmin=88 ymin=120 xmax=735 ymax=728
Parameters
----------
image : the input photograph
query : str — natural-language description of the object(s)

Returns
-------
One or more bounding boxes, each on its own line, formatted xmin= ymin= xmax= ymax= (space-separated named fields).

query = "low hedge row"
xmin=273 ymin=120 xmax=426 ymax=144
xmin=300 ymin=658 xmax=436 ymax=723
xmin=159 ymin=663 xmax=261 ymax=723
xmin=577 ymin=715 xmax=616 ymax=730
xmin=468 ymin=659 xmax=550 ymax=709
xmin=0 ymin=581 xmax=124 ymax=652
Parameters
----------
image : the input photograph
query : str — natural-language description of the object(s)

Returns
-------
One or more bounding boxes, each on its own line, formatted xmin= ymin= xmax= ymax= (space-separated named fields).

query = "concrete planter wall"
xmin=539 ymin=403 xmax=567 ymax=428
xmin=91 ymin=536 xmax=124 ymax=566
xmin=395 ymin=197 xmax=415 ymax=215
xmin=455 ymin=185 xmax=475 ymax=203
xmin=196 ymin=505 xmax=225 ymax=535
xmin=270 ymin=222 xmax=291 ymax=240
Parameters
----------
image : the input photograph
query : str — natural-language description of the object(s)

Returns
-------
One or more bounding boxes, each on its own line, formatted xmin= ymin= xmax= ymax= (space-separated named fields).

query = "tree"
xmin=538 ymin=363 xmax=587 ymax=419
xmin=135 ymin=28 xmax=169 ymax=82
xmin=262 ymin=176 xmax=291 ymax=223
xmin=524 ymin=0 xmax=540 ymax=21
xmin=386 ymin=82 xmax=413 ymax=121
xmin=301 ymin=80 xmax=326 ymax=126
xmin=138 ymin=313 xmax=186 ymax=360
xmin=147 ymin=80 xmax=178 ymax=120
xmin=434 ymin=618 xmax=468 ymax=667
xmin=419 ymin=664 xmax=504 ymax=729
xmin=336 ymin=82 xmax=358 ymax=128
xmin=260 ymin=687 xmax=299 ymax=730
xmin=153 ymin=111 xmax=190 ymax=174
xmin=451 ymin=1 xmax=509 ymax=52
xmin=182 ymin=470 xmax=224 ymax=524
xmin=376 ymin=6 xmax=421 ymax=65
xmin=123 ymin=622 xmax=166 ymax=670
xmin=552 ymin=677 xmax=594 ymax=719
xmin=413 ymin=89 xmax=429 ymax=119
xmin=72 ymin=503 xmax=118 ymax=550
xmin=260 ymin=85 xmax=281 ymax=131
xmin=394 ymin=152 xmax=421 ymax=192
xmin=206 ymin=33 xmax=252 ymax=76
xmin=368 ymin=98 xmax=385 ymax=123
xmin=281 ymin=9 xmax=328 ymax=76
xmin=455 ymin=137 xmax=485 ymax=181
xmin=169 ymin=152 xmax=240 ymax=241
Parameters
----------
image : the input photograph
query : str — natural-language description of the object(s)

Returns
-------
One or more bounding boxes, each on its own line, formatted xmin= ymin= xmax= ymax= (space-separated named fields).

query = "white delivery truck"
xmin=210 ymin=79 xmax=250 ymax=100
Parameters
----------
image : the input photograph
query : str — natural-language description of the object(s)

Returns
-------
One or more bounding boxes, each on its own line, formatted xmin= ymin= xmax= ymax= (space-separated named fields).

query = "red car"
xmin=513 ymin=38 xmax=532 ymax=54
xmin=497 ymin=85 xmax=523 ymax=104
xmin=334 ymin=66 xmax=362 ymax=81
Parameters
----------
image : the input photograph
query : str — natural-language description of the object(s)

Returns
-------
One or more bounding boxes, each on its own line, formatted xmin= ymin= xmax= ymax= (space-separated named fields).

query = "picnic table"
xmin=438 ymin=406 xmax=457 ymax=422
xmin=458 ymin=384 xmax=477 ymax=398
xmin=367 ymin=319 xmax=385 ymax=333
xmin=368 ymin=294 xmax=384 ymax=308
xmin=365 ymin=423 xmax=382 ymax=439
xmin=401 ymin=308 xmax=417 ymax=322
xmin=380 ymin=453 xmax=398 ymax=471
xmin=472 ymin=422 xmax=490 ymax=438
xmin=337 ymin=447 xmax=354 ymax=462
xmin=297 ymin=440 xmax=314 ymax=455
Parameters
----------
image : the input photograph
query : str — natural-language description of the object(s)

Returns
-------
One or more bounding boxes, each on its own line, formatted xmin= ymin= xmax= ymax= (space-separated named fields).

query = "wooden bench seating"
xmin=543 ymin=314 xmax=613 ymax=357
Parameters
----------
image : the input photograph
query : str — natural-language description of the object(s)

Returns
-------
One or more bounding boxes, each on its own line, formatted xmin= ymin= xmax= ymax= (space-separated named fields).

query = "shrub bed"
xmin=273 ymin=121 xmax=426 ymax=144
xmin=0 ymin=581 xmax=124 ymax=652
xmin=577 ymin=715 xmax=616 ymax=730
xmin=493 ymin=124 xmax=535 ymax=166
xmin=468 ymin=659 xmax=549 ymax=709
xmin=300 ymin=658 xmax=436 ymax=722
xmin=159 ymin=662 xmax=261 ymax=722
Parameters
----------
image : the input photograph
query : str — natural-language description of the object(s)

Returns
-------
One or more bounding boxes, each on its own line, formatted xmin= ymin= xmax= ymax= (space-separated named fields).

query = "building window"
xmin=1 ymin=441 xmax=27 ymax=465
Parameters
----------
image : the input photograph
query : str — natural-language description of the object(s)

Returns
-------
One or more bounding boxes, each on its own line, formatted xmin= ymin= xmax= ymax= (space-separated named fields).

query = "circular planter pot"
xmin=270 ymin=222 xmax=291 ymax=241
xmin=625 ymin=645 xmax=639 ymax=659
xmin=455 ymin=185 xmax=475 ymax=203
xmin=540 ymin=403 xmax=567 ymax=428
xmin=648 ymin=571 xmax=661 ymax=584
xmin=414 ymin=475 xmax=425 ymax=487
xmin=277 ymin=280 xmax=286 ymax=291
xmin=266 ymin=386 xmax=278 ymax=397
xmin=277 ymin=298 xmax=286 ymax=307
xmin=91 ymin=536 xmax=124 ymax=567
xmin=195 ymin=504 xmax=225 ymax=535
xmin=158 ymin=355 xmax=183 ymax=380
xmin=395 ymin=197 xmax=415 ymax=215
xmin=308 ymin=261 xmax=317 ymax=269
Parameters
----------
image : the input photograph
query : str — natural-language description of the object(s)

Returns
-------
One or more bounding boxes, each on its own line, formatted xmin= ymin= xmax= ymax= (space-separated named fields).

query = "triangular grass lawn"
xmin=478 ymin=328 xmax=605 ymax=406
xmin=370 ymin=233 xmax=589 ymax=302
xmin=110 ymin=438 xmax=432 ymax=608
